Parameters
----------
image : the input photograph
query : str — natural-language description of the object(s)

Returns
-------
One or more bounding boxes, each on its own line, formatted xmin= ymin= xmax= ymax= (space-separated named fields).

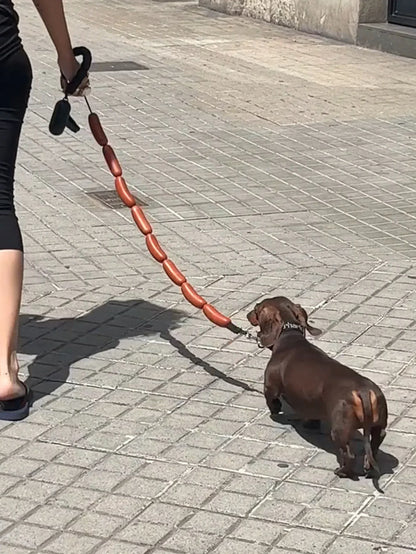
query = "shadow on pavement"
xmin=161 ymin=329 xmax=261 ymax=394
xmin=19 ymin=299 xmax=257 ymax=402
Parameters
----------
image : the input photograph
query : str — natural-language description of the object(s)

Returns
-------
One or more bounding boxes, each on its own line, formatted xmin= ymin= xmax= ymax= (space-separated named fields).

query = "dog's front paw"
xmin=334 ymin=467 xmax=349 ymax=478
xmin=334 ymin=467 xmax=357 ymax=480
xmin=266 ymin=398 xmax=282 ymax=414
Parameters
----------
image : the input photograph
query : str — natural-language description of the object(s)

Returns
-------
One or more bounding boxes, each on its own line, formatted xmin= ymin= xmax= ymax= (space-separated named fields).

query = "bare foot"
xmin=0 ymin=356 xmax=25 ymax=400
xmin=0 ymin=378 xmax=26 ymax=400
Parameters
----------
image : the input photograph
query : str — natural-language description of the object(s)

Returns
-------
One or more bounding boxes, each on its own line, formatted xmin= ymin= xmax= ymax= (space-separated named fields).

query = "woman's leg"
xmin=0 ymin=251 xmax=24 ymax=398
xmin=0 ymin=48 xmax=32 ymax=402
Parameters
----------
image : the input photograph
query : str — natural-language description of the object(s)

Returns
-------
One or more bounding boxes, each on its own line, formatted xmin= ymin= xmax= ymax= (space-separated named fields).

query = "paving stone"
xmin=204 ymin=490 xmax=261 ymax=517
xmin=32 ymin=463 xmax=83 ymax=486
xmin=205 ymin=451 xmax=252 ymax=471
xmin=69 ymin=512 xmax=125 ymax=538
xmin=116 ymin=520 xmax=171 ymax=545
xmin=137 ymin=502 xmax=192 ymax=527
xmin=345 ymin=514 xmax=403 ymax=541
xmin=326 ymin=536 xmax=388 ymax=554
xmin=182 ymin=511 xmax=237 ymax=535
xmin=115 ymin=476 xmax=169 ymax=499
xmin=0 ymin=520 xmax=12 ymax=534
xmin=40 ymin=532 xmax=101 ymax=553
xmin=160 ymin=483 xmax=214 ymax=508
xmin=93 ymin=541 xmax=148 ymax=554
xmin=138 ymin=461 xmax=189 ymax=482
xmin=277 ymin=527 xmax=335 ymax=553
xmin=93 ymin=495 xmax=148 ymax=519
xmin=25 ymin=505 xmax=80 ymax=529
xmin=0 ymin=437 xmax=27 ymax=456
xmin=290 ymin=466 xmax=337 ymax=486
xmin=394 ymin=523 xmax=416 ymax=548
xmin=384 ymin=483 xmax=416 ymax=502
xmin=54 ymin=487 xmax=104 ymax=510
xmin=225 ymin=475 xmax=274 ymax=496
xmin=54 ymin=448 xmax=106 ymax=469
xmin=0 ymin=524 xmax=56 ymax=550
xmin=275 ymin=482 xmax=321 ymax=504
xmin=119 ymin=437 xmax=169 ymax=457
xmin=0 ymin=546 xmax=30 ymax=554
xmin=0 ymin=457 xmax=44 ymax=478
xmin=211 ymin=538 xmax=269 ymax=553
xmin=74 ymin=470 xmax=126 ymax=492
xmin=252 ymin=497 xmax=305 ymax=523
xmin=8 ymin=481 xmax=61 ymax=503
xmin=161 ymin=529 xmax=220 ymax=553
xmin=262 ymin=444 xmax=313 ymax=465
xmin=365 ymin=498 xmax=415 ymax=522
xmin=230 ymin=519 xmax=284 ymax=544
xmin=163 ymin=444 xmax=211 ymax=464
xmin=2 ymin=422 xmax=48 ymax=441
xmin=0 ymin=497 xmax=38 ymax=521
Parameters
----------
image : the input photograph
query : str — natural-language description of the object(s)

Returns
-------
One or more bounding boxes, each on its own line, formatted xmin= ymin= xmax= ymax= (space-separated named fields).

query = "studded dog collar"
xmin=281 ymin=322 xmax=304 ymax=335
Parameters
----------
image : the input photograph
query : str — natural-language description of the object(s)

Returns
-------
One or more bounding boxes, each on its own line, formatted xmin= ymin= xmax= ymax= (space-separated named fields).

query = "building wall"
xmin=199 ymin=0 xmax=388 ymax=44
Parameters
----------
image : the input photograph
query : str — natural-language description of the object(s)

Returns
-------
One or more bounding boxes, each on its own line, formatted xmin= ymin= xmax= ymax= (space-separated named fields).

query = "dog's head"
xmin=247 ymin=296 xmax=322 ymax=348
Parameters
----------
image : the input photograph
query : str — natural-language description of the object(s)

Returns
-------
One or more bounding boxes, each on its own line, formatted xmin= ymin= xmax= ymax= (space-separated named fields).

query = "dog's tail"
xmin=358 ymin=390 xmax=379 ymax=475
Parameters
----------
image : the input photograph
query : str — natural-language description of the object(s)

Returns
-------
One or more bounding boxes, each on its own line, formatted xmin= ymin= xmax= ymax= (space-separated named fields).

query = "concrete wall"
xmin=199 ymin=0 xmax=388 ymax=44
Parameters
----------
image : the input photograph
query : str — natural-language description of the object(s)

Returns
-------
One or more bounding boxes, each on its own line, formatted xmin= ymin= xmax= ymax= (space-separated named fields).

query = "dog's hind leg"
xmin=333 ymin=442 xmax=355 ymax=478
xmin=264 ymin=387 xmax=282 ymax=417
xmin=331 ymin=402 xmax=355 ymax=478
xmin=369 ymin=394 xmax=387 ymax=468
xmin=370 ymin=426 xmax=386 ymax=459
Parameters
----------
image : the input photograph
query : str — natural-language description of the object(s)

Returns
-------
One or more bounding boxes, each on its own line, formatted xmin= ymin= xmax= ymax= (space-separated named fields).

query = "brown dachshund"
xmin=247 ymin=296 xmax=388 ymax=478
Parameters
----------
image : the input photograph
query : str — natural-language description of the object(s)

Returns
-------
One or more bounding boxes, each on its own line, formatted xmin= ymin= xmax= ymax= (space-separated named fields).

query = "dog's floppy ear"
xmin=257 ymin=305 xmax=283 ymax=348
xmin=247 ymin=306 xmax=259 ymax=326
xmin=292 ymin=304 xmax=322 ymax=336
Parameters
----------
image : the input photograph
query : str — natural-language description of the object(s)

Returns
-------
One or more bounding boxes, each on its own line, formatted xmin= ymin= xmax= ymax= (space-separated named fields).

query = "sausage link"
xmin=115 ymin=176 xmax=136 ymax=208
xmin=163 ymin=260 xmax=186 ymax=286
xmin=103 ymin=145 xmax=122 ymax=177
xmin=88 ymin=113 xmax=108 ymax=146
xmin=146 ymin=234 xmax=167 ymax=262
xmin=181 ymin=282 xmax=206 ymax=309
xmin=203 ymin=304 xmax=231 ymax=327
xmin=131 ymin=205 xmax=152 ymax=235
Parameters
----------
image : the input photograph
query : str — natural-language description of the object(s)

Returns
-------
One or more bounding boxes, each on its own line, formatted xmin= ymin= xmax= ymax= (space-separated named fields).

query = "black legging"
xmin=0 ymin=47 xmax=32 ymax=251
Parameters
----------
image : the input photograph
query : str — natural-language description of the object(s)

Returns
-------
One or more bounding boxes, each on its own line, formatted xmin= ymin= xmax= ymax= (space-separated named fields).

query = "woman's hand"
xmin=58 ymin=55 xmax=90 ymax=96
xmin=58 ymin=54 xmax=79 ymax=81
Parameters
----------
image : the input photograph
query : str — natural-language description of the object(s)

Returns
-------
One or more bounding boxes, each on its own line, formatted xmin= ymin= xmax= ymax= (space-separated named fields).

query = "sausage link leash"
xmin=49 ymin=47 xmax=255 ymax=342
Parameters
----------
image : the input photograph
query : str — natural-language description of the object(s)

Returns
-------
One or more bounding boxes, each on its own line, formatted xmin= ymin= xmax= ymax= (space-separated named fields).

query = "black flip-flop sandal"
xmin=0 ymin=383 xmax=31 ymax=421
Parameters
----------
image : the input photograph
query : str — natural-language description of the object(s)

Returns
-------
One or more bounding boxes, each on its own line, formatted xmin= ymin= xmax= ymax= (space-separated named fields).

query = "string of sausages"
xmin=86 ymin=104 xmax=245 ymax=335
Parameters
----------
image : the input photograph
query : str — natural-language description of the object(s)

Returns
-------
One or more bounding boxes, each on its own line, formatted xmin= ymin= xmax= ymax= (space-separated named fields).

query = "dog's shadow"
xmin=273 ymin=400 xmax=398 ymax=488
xmin=19 ymin=299 xmax=257 ymax=402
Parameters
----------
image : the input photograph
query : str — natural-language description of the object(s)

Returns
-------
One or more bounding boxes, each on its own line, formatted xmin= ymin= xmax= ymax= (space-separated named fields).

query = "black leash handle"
xmin=49 ymin=46 xmax=92 ymax=136
xmin=64 ymin=46 xmax=92 ymax=96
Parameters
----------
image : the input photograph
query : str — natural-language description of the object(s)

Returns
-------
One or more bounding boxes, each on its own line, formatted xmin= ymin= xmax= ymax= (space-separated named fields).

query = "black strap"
xmin=64 ymin=46 xmax=92 ymax=96
xmin=226 ymin=322 xmax=252 ymax=337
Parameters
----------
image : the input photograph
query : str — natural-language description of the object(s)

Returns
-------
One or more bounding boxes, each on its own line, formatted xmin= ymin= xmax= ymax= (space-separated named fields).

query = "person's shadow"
xmin=271 ymin=400 xmax=398 ymax=492
xmin=19 ymin=299 xmax=259 ymax=403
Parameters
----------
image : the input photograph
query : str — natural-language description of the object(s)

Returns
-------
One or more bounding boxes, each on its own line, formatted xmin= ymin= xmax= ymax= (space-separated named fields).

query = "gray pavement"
xmin=1 ymin=0 xmax=416 ymax=552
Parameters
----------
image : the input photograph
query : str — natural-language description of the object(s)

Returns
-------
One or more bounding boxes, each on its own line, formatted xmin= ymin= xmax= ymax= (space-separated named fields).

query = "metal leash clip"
xmin=224 ymin=322 xmax=262 ymax=347
xmin=49 ymin=46 xmax=92 ymax=136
